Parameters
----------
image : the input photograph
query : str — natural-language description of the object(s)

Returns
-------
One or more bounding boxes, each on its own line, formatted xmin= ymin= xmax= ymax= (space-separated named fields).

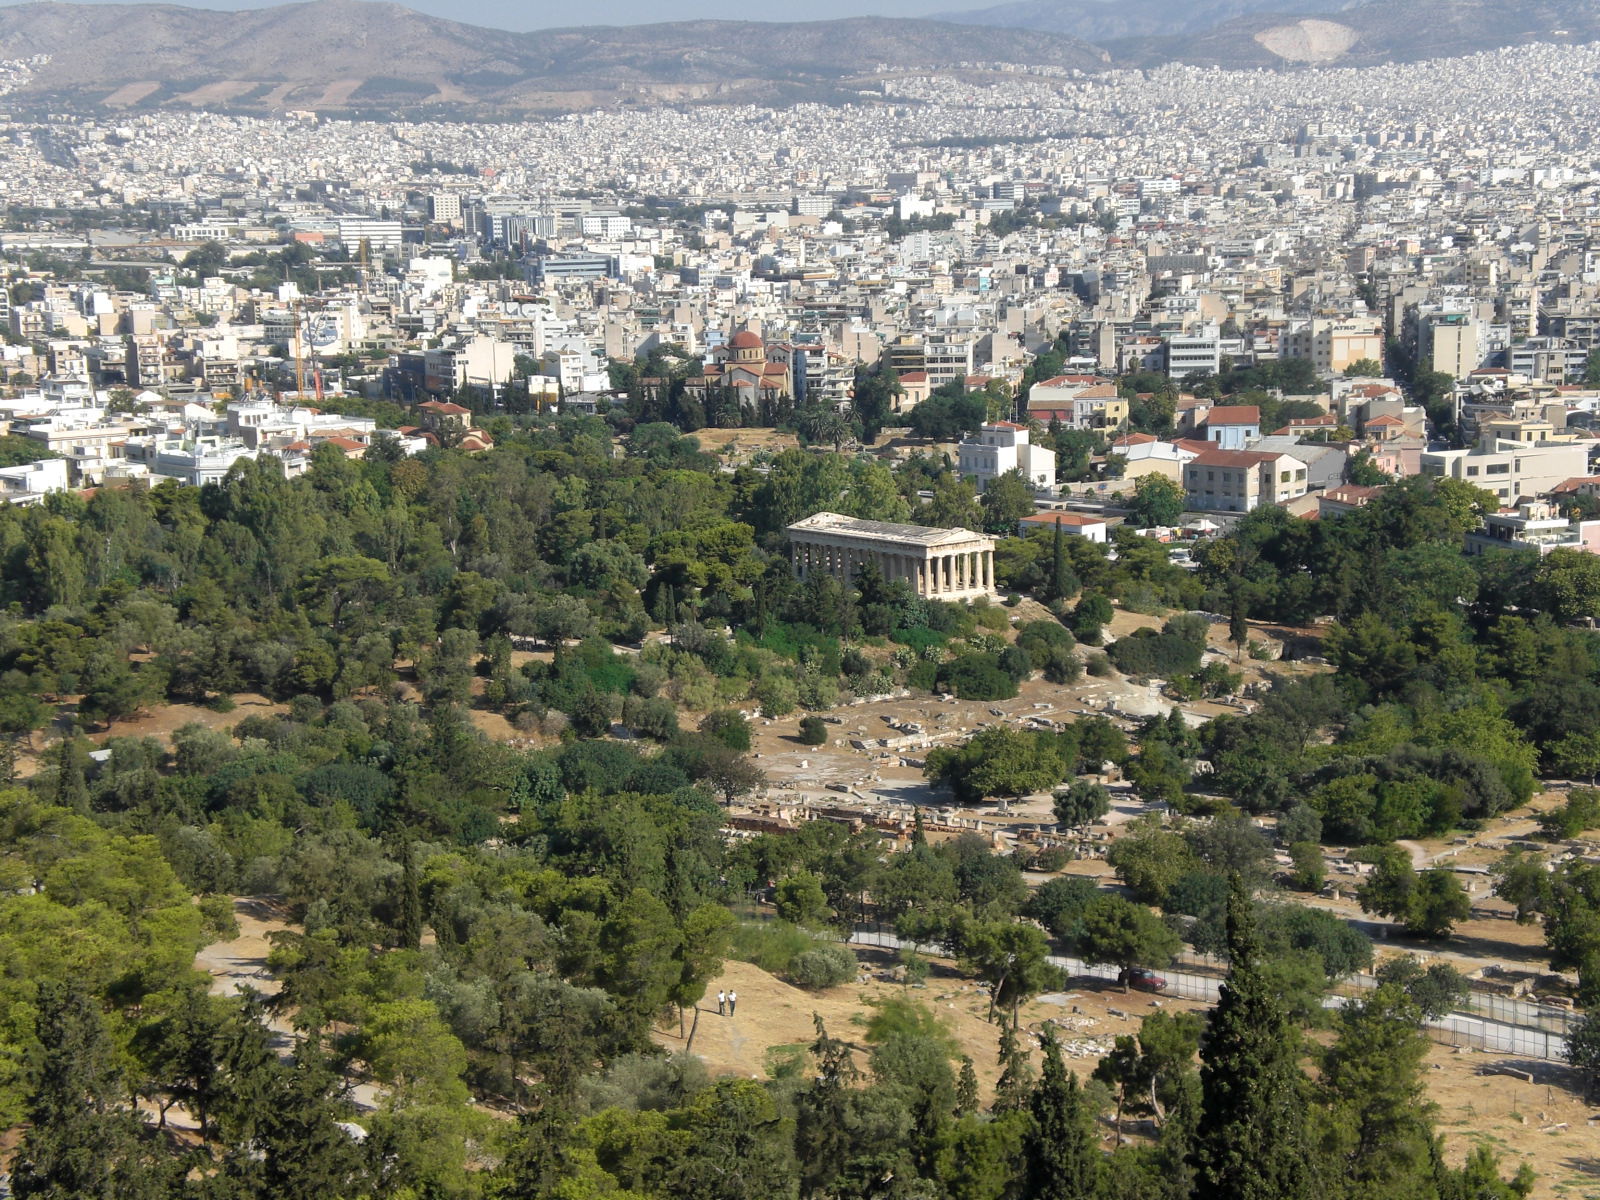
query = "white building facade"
xmin=957 ymin=422 xmax=1057 ymax=492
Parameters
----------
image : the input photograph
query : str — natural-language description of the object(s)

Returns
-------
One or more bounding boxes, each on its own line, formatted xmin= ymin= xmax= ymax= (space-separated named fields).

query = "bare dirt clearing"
xmin=659 ymin=950 xmax=1585 ymax=1193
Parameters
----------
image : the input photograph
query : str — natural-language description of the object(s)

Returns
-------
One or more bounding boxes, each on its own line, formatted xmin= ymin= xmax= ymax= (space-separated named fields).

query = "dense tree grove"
xmin=0 ymin=416 xmax=1562 ymax=1196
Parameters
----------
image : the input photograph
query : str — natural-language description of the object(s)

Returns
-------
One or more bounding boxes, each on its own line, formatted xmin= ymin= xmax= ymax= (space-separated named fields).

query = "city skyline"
xmin=0 ymin=0 xmax=978 ymax=29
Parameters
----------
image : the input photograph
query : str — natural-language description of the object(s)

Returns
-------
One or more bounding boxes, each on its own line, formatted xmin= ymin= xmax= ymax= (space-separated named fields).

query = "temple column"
xmin=984 ymin=550 xmax=994 ymax=591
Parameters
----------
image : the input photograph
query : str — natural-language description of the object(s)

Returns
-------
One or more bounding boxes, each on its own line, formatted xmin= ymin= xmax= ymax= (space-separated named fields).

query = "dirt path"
xmin=193 ymin=897 xmax=383 ymax=1111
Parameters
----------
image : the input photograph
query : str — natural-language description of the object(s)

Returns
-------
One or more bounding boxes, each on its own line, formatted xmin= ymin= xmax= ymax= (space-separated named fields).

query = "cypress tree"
xmin=1025 ymin=1029 xmax=1100 ymax=1200
xmin=956 ymin=1055 xmax=980 ymax=1116
xmin=1192 ymin=875 xmax=1314 ymax=1200
xmin=794 ymin=1015 xmax=861 ymax=1198
xmin=1051 ymin=517 xmax=1069 ymax=602
xmin=398 ymin=835 xmax=423 ymax=951
xmin=992 ymin=1017 xmax=1033 ymax=1114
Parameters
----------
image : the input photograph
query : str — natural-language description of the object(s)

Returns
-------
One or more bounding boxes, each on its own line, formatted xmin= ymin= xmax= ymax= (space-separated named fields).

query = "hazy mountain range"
xmin=0 ymin=0 xmax=1597 ymax=115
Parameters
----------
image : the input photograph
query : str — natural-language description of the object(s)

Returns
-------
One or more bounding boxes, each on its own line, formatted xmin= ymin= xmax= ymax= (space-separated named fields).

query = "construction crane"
xmin=291 ymin=297 xmax=332 ymax=403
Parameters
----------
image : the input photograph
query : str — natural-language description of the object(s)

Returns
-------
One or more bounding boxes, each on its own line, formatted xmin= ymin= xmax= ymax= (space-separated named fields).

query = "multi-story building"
xmin=1165 ymin=324 xmax=1221 ymax=379
xmin=1464 ymin=500 xmax=1600 ymax=556
xmin=1280 ymin=318 xmax=1383 ymax=374
xmin=1430 ymin=315 xmax=1480 ymax=378
xmin=957 ymin=422 xmax=1056 ymax=493
xmin=1420 ymin=432 xmax=1590 ymax=506
xmin=1200 ymin=405 xmax=1262 ymax=450
xmin=1183 ymin=447 xmax=1309 ymax=512
xmin=428 ymin=193 xmax=463 ymax=225
xmin=1025 ymin=377 xmax=1128 ymax=430
xmin=336 ymin=217 xmax=405 ymax=254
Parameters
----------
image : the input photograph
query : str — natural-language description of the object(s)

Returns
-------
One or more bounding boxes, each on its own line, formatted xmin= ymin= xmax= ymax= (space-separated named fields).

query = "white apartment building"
xmin=0 ymin=456 xmax=70 ymax=503
xmin=336 ymin=217 xmax=404 ymax=253
xmin=1420 ymin=433 xmax=1590 ymax=505
xmin=1165 ymin=324 xmax=1221 ymax=379
xmin=958 ymin=422 xmax=1057 ymax=493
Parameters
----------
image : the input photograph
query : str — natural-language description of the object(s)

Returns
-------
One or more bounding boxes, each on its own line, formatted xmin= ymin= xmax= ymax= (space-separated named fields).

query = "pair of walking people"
xmin=715 ymin=989 xmax=738 ymax=1016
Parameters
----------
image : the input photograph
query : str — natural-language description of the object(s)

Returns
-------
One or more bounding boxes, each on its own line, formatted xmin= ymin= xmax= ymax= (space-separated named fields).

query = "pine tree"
xmin=12 ymin=982 xmax=173 ymax=1200
xmin=956 ymin=1055 xmax=980 ymax=1116
xmin=1318 ymin=984 xmax=1440 ymax=1199
xmin=1192 ymin=875 xmax=1314 ymax=1200
xmin=211 ymin=1036 xmax=369 ymax=1200
xmin=1025 ymin=1029 xmax=1100 ymax=1200
xmin=1148 ymin=1074 xmax=1202 ymax=1200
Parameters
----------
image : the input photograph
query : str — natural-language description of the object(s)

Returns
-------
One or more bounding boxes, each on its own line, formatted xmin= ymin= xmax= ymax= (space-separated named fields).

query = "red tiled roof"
xmin=1205 ymin=405 xmax=1261 ymax=425
xmin=1549 ymin=476 xmax=1600 ymax=493
xmin=1188 ymin=448 xmax=1285 ymax=467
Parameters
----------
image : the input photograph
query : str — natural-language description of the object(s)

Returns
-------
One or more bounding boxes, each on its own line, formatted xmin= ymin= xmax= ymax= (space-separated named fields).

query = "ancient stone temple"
xmin=785 ymin=511 xmax=996 ymax=601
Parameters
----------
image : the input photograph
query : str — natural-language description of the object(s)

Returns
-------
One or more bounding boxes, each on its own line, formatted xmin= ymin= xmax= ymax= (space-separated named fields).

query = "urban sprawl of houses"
xmin=5 ymin=43 xmax=1600 ymax=561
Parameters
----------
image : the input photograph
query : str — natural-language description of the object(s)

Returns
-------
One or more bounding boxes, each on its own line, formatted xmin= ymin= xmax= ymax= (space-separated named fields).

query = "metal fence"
xmin=1461 ymin=989 xmax=1578 ymax=1037
xmin=1425 ymin=1012 xmax=1568 ymax=1060
xmin=848 ymin=926 xmax=1573 ymax=1062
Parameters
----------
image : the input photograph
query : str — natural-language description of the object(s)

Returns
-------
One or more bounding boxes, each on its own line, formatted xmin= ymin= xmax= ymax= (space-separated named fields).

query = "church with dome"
xmin=682 ymin=329 xmax=794 ymax=412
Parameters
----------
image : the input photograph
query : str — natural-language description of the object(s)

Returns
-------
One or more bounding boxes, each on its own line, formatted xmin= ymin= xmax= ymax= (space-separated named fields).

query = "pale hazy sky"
xmin=19 ymin=0 xmax=971 ymax=29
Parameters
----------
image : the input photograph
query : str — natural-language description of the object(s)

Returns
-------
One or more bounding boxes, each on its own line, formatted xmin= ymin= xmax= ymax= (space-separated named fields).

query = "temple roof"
xmin=786 ymin=510 xmax=990 ymax=547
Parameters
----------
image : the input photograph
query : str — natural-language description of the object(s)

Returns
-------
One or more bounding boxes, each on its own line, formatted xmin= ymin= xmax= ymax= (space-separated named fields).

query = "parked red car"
xmin=1122 ymin=967 xmax=1168 ymax=993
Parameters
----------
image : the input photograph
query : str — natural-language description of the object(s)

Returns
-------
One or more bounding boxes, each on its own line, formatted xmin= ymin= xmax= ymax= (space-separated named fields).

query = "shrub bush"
xmin=787 ymin=944 xmax=858 ymax=990
xmin=728 ymin=920 xmax=817 ymax=975
xmin=937 ymin=653 xmax=1018 ymax=701
xmin=798 ymin=715 xmax=828 ymax=745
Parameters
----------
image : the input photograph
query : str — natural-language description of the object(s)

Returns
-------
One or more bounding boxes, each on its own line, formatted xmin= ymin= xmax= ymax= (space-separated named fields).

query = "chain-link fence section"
xmin=849 ymin=926 xmax=1572 ymax=1061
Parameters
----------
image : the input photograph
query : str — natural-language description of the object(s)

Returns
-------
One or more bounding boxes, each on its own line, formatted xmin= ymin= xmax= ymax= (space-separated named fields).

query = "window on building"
xmin=1466 ymin=466 xmax=1479 ymax=476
